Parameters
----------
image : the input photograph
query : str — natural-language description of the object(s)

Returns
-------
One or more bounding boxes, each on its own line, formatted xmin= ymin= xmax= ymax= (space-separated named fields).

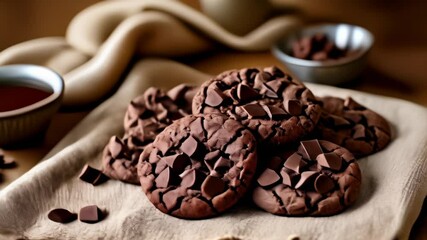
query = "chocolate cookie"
xmin=192 ymin=66 xmax=321 ymax=145
xmin=252 ymin=139 xmax=361 ymax=216
xmin=102 ymin=85 xmax=197 ymax=184
xmin=316 ymin=96 xmax=391 ymax=157
xmin=137 ymin=114 xmax=257 ymax=219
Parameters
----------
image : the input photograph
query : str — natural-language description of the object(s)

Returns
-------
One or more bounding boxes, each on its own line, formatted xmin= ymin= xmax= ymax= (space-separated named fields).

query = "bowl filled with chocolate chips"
xmin=272 ymin=23 xmax=374 ymax=85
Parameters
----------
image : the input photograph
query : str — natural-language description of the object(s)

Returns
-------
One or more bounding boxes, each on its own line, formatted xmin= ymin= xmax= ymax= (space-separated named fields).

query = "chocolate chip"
xmin=205 ymin=88 xmax=227 ymax=107
xmin=314 ymin=174 xmax=335 ymax=194
xmin=353 ymin=124 xmax=366 ymax=139
xmin=79 ymin=164 xmax=109 ymax=186
xmin=109 ymin=136 xmax=125 ymax=159
xmin=213 ymin=157 xmax=231 ymax=171
xmin=201 ymin=175 xmax=226 ymax=199
xmin=48 ymin=208 xmax=77 ymax=223
xmin=180 ymin=136 xmax=205 ymax=159
xmin=181 ymin=168 xmax=205 ymax=189
xmin=329 ymin=115 xmax=351 ymax=126
xmin=241 ymin=103 xmax=267 ymax=119
xmin=344 ymin=97 xmax=364 ymax=110
xmin=155 ymin=167 xmax=180 ymax=188
xmin=295 ymin=171 xmax=318 ymax=189
xmin=79 ymin=205 xmax=104 ymax=223
xmin=237 ymin=84 xmax=259 ymax=102
xmin=257 ymin=168 xmax=281 ymax=188
xmin=163 ymin=154 xmax=191 ymax=174
xmin=300 ymin=140 xmax=323 ymax=160
xmin=284 ymin=153 xmax=307 ymax=173
xmin=284 ymin=100 xmax=302 ymax=116
xmin=260 ymin=83 xmax=278 ymax=98
xmin=265 ymin=79 xmax=283 ymax=93
xmin=254 ymin=71 xmax=271 ymax=90
xmin=262 ymin=105 xmax=287 ymax=120
xmin=316 ymin=153 xmax=342 ymax=171
xmin=163 ymin=189 xmax=182 ymax=210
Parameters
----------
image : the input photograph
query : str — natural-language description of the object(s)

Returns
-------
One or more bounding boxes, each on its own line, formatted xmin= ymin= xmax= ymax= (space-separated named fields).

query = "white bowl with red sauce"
xmin=0 ymin=65 xmax=64 ymax=147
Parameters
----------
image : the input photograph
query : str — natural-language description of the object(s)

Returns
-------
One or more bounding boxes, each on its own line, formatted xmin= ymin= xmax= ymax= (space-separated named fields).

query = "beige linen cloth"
xmin=0 ymin=1 xmax=426 ymax=240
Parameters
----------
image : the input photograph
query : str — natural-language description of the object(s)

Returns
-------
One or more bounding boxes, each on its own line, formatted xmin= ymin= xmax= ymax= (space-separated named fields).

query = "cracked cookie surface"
xmin=137 ymin=114 xmax=257 ymax=219
xmin=315 ymin=96 xmax=391 ymax=157
xmin=253 ymin=139 xmax=361 ymax=216
xmin=102 ymin=84 xmax=197 ymax=184
xmin=192 ymin=66 xmax=321 ymax=145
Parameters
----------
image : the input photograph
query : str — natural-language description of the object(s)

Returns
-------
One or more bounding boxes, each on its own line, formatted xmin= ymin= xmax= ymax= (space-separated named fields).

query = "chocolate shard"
xmin=163 ymin=154 xmax=191 ymax=174
xmin=180 ymin=136 xmax=206 ymax=159
xmin=295 ymin=171 xmax=318 ymax=189
xmin=353 ymin=124 xmax=366 ymax=139
xmin=280 ymin=169 xmax=294 ymax=187
xmin=254 ymin=71 xmax=272 ymax=90
xmin=344 ymin=97 xmax=364 ymax=110
xmin=48 ymin=208 xmax=77 ymax=223
xmin=260 ymin=83 xmax=278 ymax=98
xmin=314 ymin=174 xmax=335 ymax=194
xmin=181 ymin=168 xmax=205 ymax=189
xmin=265 ymin=79 xmax=283 ymax=93
xmin=155 ymin=167 xmax=180 ymax=188
xmin=284 ymin=153 xmax=307 ymax=173
xmin=329 ymin=115 xmax=351 ymax=127
xmin=344 ymin=111 xmax=362 ymax=123
xmin=284 ymin=99 xmax=302 ymax=116
xmin=237 ymin=84 xmax=259 ymax=102
xmin=213 ymin=157 xmax=231 ymax=171
xmin=79 ymin=205 xmax=104 ymax=224
xmin=241 ymin=103 xmax=267 ymax=119
xmin=257 ymin=168 xmax=281 ymax=188
xmin=262 ymin=105 xmax=287 ymax=120
xmin=201 ymin=175 xmax=226 ymax=199
xmin=316 ymin=153 xmax=343 ymax=171
xmin=205 ymin=87 xmax=227 ymax=107
xmin=300 ymin=140 xmax=324 ymax=160
xmin=162 ymin=189 xmax=182 ymax=210
xmin=109 ymin=136 xmax=125 ymax=159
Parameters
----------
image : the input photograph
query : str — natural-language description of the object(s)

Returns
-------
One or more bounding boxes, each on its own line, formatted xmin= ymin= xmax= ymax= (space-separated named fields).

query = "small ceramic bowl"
xmin=0 ymin=64 xmax=64 ymax=147
xmin=272 ymin=23 xmax=374 ymax=85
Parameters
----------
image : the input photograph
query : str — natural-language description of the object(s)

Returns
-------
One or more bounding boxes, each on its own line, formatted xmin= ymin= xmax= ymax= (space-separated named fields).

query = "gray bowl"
xmin=0 ymin=65 xmax=64 ymax=147
xmin=272 ymin=23 xmax=374 ymax=85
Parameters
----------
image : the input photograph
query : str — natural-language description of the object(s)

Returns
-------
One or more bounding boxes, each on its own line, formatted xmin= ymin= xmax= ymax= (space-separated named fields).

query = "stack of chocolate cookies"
xmin=101 ymin=66 xmax=391 ymax=219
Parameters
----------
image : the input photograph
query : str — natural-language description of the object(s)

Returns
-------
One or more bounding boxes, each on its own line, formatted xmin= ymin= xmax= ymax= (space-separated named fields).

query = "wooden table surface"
xmin=0 ymin=0 xmax=426 ymax=239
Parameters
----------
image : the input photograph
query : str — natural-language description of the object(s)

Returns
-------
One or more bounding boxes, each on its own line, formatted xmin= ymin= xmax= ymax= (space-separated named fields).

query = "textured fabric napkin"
xmin=0 ymin=59 xmax=426 ymax=240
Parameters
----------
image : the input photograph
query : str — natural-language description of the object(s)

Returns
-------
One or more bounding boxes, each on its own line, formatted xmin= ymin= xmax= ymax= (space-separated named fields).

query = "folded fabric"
xmin=0 ymin=59 xmax=426 ymax=240
xmin=0 ymin=0 xmax=300 ymax=108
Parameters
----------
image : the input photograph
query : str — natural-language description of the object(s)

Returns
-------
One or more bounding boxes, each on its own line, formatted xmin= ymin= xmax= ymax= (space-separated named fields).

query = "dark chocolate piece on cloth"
xmin=138 ymin=114 xmax=257 ymax=219
xmin=48 ymin=208 xmax=77 ymax=223
xmin=192 ymin=66 xmax=321 ymax=146
xmin=316 ymin=96 xmax=392 ymax=157
xmin=253 ymin=139 xmax=362 ymax=216
xmin=79 ymin=164 xmax=109 ymax=186
xmin=79 ymin=205 xmax=104 ymax=223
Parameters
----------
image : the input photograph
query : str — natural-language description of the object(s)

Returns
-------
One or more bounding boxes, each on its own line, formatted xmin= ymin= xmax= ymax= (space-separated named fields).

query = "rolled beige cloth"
xmin=0 ymin=0 xmax=301 ymax=108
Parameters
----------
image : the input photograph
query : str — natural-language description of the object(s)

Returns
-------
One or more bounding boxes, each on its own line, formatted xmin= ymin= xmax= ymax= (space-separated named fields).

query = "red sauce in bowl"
xmin=0 ymin=85 xmax=53 ymax=112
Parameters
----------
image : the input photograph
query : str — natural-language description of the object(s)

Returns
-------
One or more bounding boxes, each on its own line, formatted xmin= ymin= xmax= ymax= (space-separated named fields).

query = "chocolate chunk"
xmin=262 ymin=105 xmax=287 ymax=120
xmin=0 ymin=156 xmax=17 ymax=169
xmin=329 ymin=115 xmax=351 ymax=126
xmin=167 ymin=84 xmax=188 ymax=102
xmin=253 ymin=71 xmax=271 ymax=90
xmin=312 ymin=51 xmax=328 ymax=61
xmin=163 ymin=189 xmax=182 ymax=210
xmin=109 ymin=136 xmax=124 ymax=159
xmin=292 ymin=37 xmax=312 ymax=59
xmin=265 ymin=79 xmax=283 ymax=93
xmin=284 ymin=153 xmax=306 ymax=173
xmin=241 ymin=103 xmax=267 ymax=119
xmin=314 ymin=174 xmax=335 ymax=194
xmin=180 ymin=136 xmax=205 ymax=159
xmin=284 ymin=100 xmax=302 ymax=116
xmin=48 ymin=208 xmax=77 ymax=223
xmin=353 ymin=124 xmax=366 ymax=139
xmin=79 ymin=164 xmax=109 ymax=186
xmin=213 ymin=157 xmax=231 ymax=171
xmin=155 ymin=167 xmax=180 ymax=188
xmin=295 ymin=171 xmax=318 ymax=189
xmin=205 ymin=88 xmax=226 ymax=107
xmin=181 ymin=168 xmax=205 ymax=189
xmin=316 ymin=153 xmax=342 ymax=171
xmin=163 ymin=154 xmax=191 ymax=174
xmin=280 ymin=169 xmax=293 ymax=187
xmin=300 ymin=140 xmax=323 ymax=160
xmin=344 ymin=97 xmax=364 ymax=110
xmin=79 ymin=205 xmax=104 ymax=223
xmin=237 ymin=84 xmax=258 ymax=102
xmin=201 ymin=175 xmax=226 ymax=199
xmin=257 ymin=168 xmax=281 ymax=188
